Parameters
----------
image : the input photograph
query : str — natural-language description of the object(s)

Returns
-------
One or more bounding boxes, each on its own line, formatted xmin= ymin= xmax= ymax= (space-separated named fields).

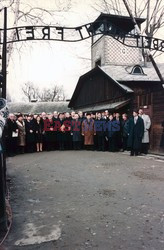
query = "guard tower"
xmin=90 ymin=13 xmax=145 ymax=68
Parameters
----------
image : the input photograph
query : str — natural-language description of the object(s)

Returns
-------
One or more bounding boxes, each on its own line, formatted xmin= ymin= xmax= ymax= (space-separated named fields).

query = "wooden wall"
xmin=123 ymin=81 xmax=164 ymax=153
xmin=73 ymin=73 xmax=126 ymax=108
xmin=151 ymin=89 xmax=164 ymax=153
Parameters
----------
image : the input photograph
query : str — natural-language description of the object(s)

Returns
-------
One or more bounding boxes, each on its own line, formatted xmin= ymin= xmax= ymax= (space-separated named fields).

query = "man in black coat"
xmin=71 ymin=113 xmax=82 ymax=150
xmin=113 ymin=112 xmax=122 ymax=151
xmin=64 ymin=112 xmax=72 ymax=150
xmin=5 ymin=113 xmax=18 ymax=156
xmin=128 ymin=110 xmax=144 ymax=156
xmin=121 ymin=113 xmax=129 ymax=151
xmin=95 ymin=113 xmax=106 ymax=151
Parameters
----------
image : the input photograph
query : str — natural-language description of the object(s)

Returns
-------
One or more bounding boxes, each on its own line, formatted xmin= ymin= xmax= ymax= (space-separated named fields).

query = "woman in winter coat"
xmin=82 ymin=113 xmax=96 ymax=150
xmin=16 ymin=114 xmax=26 ymax=154
xmin=25 ymin=114 xmax=36 ymax=153
xmin=35 ymin=115 xmax=44 ymax=152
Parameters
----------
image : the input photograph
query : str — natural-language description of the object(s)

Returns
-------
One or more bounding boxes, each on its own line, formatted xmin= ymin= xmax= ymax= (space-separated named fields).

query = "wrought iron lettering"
xmin=0 ymin=21 xmax=163 ymax=52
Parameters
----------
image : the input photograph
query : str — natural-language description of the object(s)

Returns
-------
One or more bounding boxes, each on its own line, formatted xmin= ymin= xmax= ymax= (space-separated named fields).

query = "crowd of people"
xmin=5 ymin=109 xmax=152 ymax=157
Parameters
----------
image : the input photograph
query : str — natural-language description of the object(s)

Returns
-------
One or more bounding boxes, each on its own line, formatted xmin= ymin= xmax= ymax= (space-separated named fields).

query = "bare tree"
xmin=92 ymin=0 xmax=164 ymax=60
xmin=0 ymin=0 xmax=73 ymax=66
xmin=130 ymin=0 xmax=164 ymax=37
xmin=22 ymin=82 xmax=66 ymax=102
xmin=38 ymin=85 xmax=66 ymax=102
xmin=123 ymin=0 xmax=164 ymax=59
xmin=92 ymin=0 xmax=126 ymax=15
xmin=22 ymin=82 xmax=39 ymax=102
xmin=92 ymin=0 xmax=164 ymax=37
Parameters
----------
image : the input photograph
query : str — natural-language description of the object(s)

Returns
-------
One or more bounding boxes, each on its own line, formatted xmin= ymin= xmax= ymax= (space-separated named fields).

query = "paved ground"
xmin=3 ymin=151 xmax=164 ymax=250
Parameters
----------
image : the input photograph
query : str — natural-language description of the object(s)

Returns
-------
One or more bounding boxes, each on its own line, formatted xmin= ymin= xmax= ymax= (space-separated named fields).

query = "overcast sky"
xmin=0 ymin=0 xmax=164 ymax=102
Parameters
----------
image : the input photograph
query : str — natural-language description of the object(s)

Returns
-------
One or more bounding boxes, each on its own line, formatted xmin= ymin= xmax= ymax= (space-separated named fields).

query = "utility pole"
xmin=2 ymin=7 xmax=7 ymax=99
xmin=122 ymin=0 xmax=164 ymax=83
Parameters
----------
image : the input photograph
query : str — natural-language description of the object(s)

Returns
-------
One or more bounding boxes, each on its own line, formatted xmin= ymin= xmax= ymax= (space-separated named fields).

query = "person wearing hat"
xmin=127 ymin=110 xmax=144 ymax=156
xmin=82 ymin=112 xmax=96 ymax=150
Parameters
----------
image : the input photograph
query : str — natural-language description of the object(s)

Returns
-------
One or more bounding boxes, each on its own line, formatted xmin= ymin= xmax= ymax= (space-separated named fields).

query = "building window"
xmin=139 ymin=93 xmax=151 ymax=106
xmin=95 ymin=59 xmax=101 ymax=67
xmin=131 ymin=65 xmax=145 ymax=75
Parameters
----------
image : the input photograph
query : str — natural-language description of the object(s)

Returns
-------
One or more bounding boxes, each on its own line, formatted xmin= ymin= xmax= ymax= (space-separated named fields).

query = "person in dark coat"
xmin=40 ymin=112 xmax=48 ymax=151
xmin=35 ymin=115 xmax=44 ymax=152
xmin=5 ymin=113 xmax=18 ymax=156
xmin=53 ymin=111 xmax=59 ymax=150
xmin=121 ymin=113 xmax=129 ymax=151
xmin=71 ymin=113 xmax=82 ymax=150
xmin=45 ymin=114 xmax=55 ymax=151
xmin=25 ymin=114 xmax=36 ymax=153
xmin=113 ymin=112 xmax=122 ymax=151
xmin=107 ymin=114 xmax=115 ymax=152
xmin=95 ymin=113 xmax=106 ymax=151
xmin=160 ymin=120 xmax=164 ymax=149
xmin=128 ymin=110 xmax=144 ymax=156
xmin=78 ymin=111 xmax=85 ymax=122
xmin=64 ymin=112 xmax=72 ymax=150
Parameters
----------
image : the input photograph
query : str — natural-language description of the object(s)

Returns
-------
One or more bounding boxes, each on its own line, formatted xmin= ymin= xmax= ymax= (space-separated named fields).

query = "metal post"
xmin=0 ymin=7 xmax=7 ymax=233
xmin=0 ymin=153 xmax=7 ymax=232
xmin=2 ymin=7 xmax=7 ymax=99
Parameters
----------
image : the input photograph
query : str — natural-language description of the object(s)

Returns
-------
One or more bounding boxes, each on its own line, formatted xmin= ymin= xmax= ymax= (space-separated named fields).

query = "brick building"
xmin=68 ymin=13 xmax=164 ymax=153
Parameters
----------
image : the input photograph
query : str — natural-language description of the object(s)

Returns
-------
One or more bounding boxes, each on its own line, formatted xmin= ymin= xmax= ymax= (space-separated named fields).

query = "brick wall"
xmin=91 ymin=36 xmax=142 ymax=68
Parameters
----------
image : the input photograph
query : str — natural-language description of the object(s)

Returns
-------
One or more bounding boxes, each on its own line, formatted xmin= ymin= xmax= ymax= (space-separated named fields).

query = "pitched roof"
xmin=100 ymin=63 xmax=164 ymax=82
xmin=89 ymin=13 xmax=145 ymax=34
xmin=98 ymin=66 xmax=134 ymax=92
xmin=75 ymin=99 xmax=131 ymax=112
xmin=68 ymin=66 xmax=133 ymax=108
